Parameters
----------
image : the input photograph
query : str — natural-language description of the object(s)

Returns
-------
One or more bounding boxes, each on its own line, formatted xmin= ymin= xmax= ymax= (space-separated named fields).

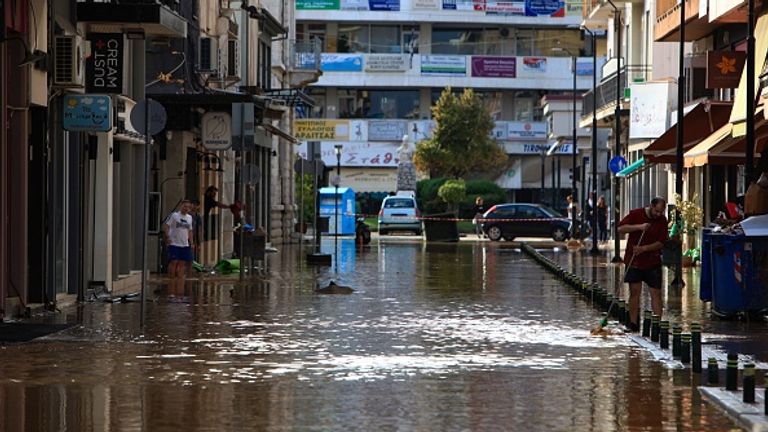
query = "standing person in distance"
xmin=618 ymin=197 xmax=669 ymax=332
xmin=566 ymin=195 xmax=579 ymax=238
xmin=163 ymin=199 xmax=195 ymax=289
xmin=596 ymin=195 xmax=608 ymax=244
xmin=472 ymin=196 xmax=487 ymax=239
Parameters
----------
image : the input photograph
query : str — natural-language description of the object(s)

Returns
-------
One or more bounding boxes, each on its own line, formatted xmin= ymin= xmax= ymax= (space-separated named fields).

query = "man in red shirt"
xmin=618 ymin=197 xmax=669 ymax=332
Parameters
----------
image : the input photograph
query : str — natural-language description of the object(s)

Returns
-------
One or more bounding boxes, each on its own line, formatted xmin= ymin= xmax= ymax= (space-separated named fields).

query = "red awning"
xmin=643 ymin=101 xmax=732 ymax=164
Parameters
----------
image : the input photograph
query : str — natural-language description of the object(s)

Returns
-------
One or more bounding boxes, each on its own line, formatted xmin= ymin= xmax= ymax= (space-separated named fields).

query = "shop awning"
xmin=730 ymin=13 xmax=768 ymax=137
xmin=258 ymin=123 xmax=298 ymax=144
xmin=685 ymin=120 xmax=768 ymax=167
xmin=643 ymin=101 xmax=732 ymax=163
xmin=616 ymin=157 xmax=646 ymax=178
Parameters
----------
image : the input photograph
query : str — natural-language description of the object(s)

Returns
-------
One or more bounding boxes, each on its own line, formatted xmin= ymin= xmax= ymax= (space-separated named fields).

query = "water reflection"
xmin=0 ymin=242 xmax=739 ymax=431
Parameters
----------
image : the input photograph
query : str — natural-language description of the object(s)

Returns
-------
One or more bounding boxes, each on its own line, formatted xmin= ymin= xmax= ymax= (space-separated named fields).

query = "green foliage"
xmin=413 ymin=88 xmax=508 ymax=179
xmin=417 ymin=178 xmax=507 ymax=216
xmin=438 ymin=179 xmax=467 ymax=214
xmin=416 ymin=178 xmax=448 ymax=202
xmin=295 ymin=173 xmax=315 ymax=224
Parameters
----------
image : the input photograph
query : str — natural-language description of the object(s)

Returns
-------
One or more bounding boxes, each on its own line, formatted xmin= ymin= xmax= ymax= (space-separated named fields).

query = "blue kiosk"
xmin=319 ymin=187 xmax=356 ymax=235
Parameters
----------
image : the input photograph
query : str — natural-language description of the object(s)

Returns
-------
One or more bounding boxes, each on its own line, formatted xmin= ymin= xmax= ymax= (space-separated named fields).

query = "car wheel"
xmin=487 ymin=225 xmax=503 ymax=241
xmin=552 ymin=226 xmax=568 ymax=242
xmin=414 ymin=229 xmax=423 ymax=236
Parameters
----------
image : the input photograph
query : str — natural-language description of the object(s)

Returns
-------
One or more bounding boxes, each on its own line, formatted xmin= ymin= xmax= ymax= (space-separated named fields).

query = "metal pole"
xmin=746 ymin=0 xmax=756 ymax=184
xmin=672 ymin=0 xmax=686 ymax=287
xmin=239 ymin=104 xmax=245 ymax=280
xmin=541 ymin=149 xmax=545 ymax=204
xmin=590 ymin=31 xmax=600 ymax=255
xmin=140 ymin=99 xmax=151 ymax=329
xmin=334 ymin=152 xmax=340 ymax=273
xmin=611 ymin=5 xmax=623 ymax=262
xmin=572 ymin=55 xmax=578 ymax=238
xmin=551 ymin=157 xmax=556 ymax=207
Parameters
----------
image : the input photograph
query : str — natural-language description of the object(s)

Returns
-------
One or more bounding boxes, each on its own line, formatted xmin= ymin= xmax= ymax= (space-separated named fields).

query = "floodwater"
xmin=0 ymin=239 xmax=741 ymax=431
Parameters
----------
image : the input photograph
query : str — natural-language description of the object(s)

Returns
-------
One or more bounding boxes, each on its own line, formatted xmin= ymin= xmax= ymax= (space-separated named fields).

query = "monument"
xmin=396 ymin=134 xmax=417 ymax=193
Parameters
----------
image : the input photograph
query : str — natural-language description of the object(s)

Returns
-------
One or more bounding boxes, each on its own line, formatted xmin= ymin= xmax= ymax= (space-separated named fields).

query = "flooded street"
xmin=0 ymin=240 xmax=740 ymax=431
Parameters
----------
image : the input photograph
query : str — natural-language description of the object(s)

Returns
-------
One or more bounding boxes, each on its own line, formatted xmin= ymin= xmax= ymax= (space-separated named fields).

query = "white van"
xmin=377 ymin=195 xmax=422 ymax=235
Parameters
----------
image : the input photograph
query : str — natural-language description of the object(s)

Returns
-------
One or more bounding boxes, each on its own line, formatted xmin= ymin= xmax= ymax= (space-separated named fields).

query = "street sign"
xmin=232 ymin=102 xmax=254 ymax=150
xmin=63 ymin=94 xmax=112 ymax=132
xmin=130 ymin=99 xmax=167 ymax=136
xmin=609 ymin=156 xmax=628 ymax=174
xmin=201 ymin=112 xmax=232 ymax=150
xmin=294 ymin=158 xmax=325 ymax=175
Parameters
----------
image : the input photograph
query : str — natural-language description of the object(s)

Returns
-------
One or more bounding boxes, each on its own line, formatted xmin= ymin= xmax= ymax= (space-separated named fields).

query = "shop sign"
xmin=320 ymin=54 xmax=363 ymax=72
xmin=297 ymin=142 xmax=401 ymax=167
xmin=525 ymin=0 xmax=564 ymax=16
xmin=62 ymin=94 xmax=113 ymax=132
xmin=471 ymin=56 xmax=516 ymax=78
xmin=486 ymin=1 xmax=525 ymax=14
xmin=421 ymin=55 xmax=466 ymax=76
xmin=495 ymin=158 xmax=522 ymax=189
xmin=706 ymin=50 xmax=746 ymax=89
xmin=86 ymin=33 xmax=124 ymax=94
xmin=575 ymin=59 xmax=593 ymax=76
xmin=507 ymin=121 xmax=547 ymax=140
xmin=201 ymin=112 xmax=232 ymax=150
xmin=521 ymin=57 xmax=547 ymax=73
xmin=503 ymin=143 xmax=571 ymax=154
xmin=442 ymin=0 xmax=484 ymax=10
xmin=369 ymin=0 xmax=400 ymax=10
xmin=297 ymin=0 xmax=340 ymax=9
xmin=412 ymin=0 xmax=440 ymax=9
xmin=368 ymin=120 xmax=407 ymax=141
xmin=629 ymin=81 xmax=676 ymax=139
xmin=295 ymin=119 xmax=350 ymax=141
xmin=365 ymin=54 xmax=408 ymax=72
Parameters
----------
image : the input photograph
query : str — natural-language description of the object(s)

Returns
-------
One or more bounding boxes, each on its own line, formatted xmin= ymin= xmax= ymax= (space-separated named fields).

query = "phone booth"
xmin=319 ymin=187 xmax=356 ymax=235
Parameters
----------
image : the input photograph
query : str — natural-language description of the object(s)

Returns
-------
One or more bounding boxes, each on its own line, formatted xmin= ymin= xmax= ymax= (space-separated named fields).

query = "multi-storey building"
xmin=295 ymin=0 xmax=607 ymax=211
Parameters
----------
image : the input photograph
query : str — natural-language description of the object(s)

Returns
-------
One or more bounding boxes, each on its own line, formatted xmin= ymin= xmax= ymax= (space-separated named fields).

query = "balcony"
xmin=654 ymin=0 xmax=718 ymax=42
xmin=76 ymin=0 xmax=187 ymax=37
xmin=582 ymin=0 xmax=642 ymax=28
xmin=581 ymin=65 xmax=651 ymax=124
xmin=289 ymin=39 xmax=323 ymax=88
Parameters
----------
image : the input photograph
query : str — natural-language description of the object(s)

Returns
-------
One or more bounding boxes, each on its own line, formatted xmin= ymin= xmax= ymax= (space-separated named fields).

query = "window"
xmin=431 ymin=27 xmax=483 ymax=55
xmin=307 ymin=88 xmax=326 ymax=118
xmin=257 ymin=40 xmax=271 ymax=90
xmin=338 ymin=89 xmax=358 ymax=118
xmin=384 ymin=198 xmax=416 ymax=208
xmin=403 ymin=26 xmax=419 ymax=54
xmin=515 ymin=29 xmax=533 ymax=56
xmin=366 ymin=90 xmax=419 ymax=119
xmin=513 ymin=92 xmax=533 ymax=121
xmin=337 ymin=24 xmax=369 ymax=53
xmin=370 ymin=26 xmax=401 ymax=53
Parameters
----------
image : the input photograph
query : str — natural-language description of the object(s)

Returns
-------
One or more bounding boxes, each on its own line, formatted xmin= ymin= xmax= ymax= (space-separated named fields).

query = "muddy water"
xmin=0 ymin=240 xmax=739 ymax=431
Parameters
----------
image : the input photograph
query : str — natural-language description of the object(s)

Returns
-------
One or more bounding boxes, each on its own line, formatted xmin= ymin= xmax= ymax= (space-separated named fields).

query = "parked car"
xmin=378 ymin=195 xmax=422 ymax=235
xmin=480 ymin=203 xmax=584 ymax=242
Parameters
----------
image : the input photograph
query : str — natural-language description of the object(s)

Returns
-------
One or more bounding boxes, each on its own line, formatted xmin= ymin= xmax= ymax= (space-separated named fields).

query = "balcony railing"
xmin=582 ymin=65 xmax=651 ymax=116
xmin=291 ymin=39 xmax=322 ymax=71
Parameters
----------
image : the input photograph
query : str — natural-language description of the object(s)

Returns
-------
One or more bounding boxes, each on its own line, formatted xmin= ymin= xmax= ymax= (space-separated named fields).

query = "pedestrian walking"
xmin=596 ymin=196 xmax=608 ymax=243
xmin=472 ymin=196 xmax=486 ymax=239
xmin=566 ymin=195 xmax=579 ymax=238
xmin=584 ymin=192 xmax=596 ymax=240
xmin=163 ymin=199 xmax=194 ymax=286
xmin=618 ymin=196 xmax=669 ymax=332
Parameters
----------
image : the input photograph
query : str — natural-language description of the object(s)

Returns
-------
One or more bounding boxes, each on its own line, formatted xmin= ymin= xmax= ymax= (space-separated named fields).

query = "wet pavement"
xmin=0 ymin=239 xmax=747 ymax=431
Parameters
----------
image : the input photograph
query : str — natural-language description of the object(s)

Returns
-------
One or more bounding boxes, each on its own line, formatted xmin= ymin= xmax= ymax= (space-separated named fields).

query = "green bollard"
xmin=659 ymin=321 xmax=669 ymax=349
xmin=743 ymin=363 xmax=755 ymax=403
xmin=642 ymin=311 xmax=652 ymax=337
xmin=726 ymin=353 xmax=738 ymax=391
xmin=672 ymin=324 xmax=682 ymax=358
xmin=681 ymin=333 xmax=691 ymax=364
xmin=707 ymin=358 xmax=719 ymax=385
xmin=651 ymin=315 xmax=660 ymax=342
xmin=691 ymin=323 xmax=702 ymax=373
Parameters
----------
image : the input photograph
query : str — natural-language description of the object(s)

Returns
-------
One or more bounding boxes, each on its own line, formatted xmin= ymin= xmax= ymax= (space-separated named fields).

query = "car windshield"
xmin=384 ymin=199 xmax=415 ymax=209
xmin=539 ymin=206 xmax=563 ymax=217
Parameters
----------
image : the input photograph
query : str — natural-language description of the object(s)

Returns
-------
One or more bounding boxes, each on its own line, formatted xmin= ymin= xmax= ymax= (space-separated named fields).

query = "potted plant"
xmin=673 ymin=194 xmax=704 ymax=267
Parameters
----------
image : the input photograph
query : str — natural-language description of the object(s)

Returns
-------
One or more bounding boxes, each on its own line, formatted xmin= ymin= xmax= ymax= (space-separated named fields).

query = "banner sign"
xmin=629 ymin=82 xmax=676 ymax=139
xmin=421 ymin=55 xmax=466 ymax=76
xmin=442 ymin=0 xmax=484 ymax=10
xmin=575 ymin=59 xmax=594 ymax=76
xmin=507 ymin=121 xmax=547 ymax=140
xmin=62 ymin=94 xmax=113 ymax=132
xmin=295 ymin=119 xmax=350 ymax=141
xmin=365 ymin=54 xmax=408 ymax=72
xmin=706 ymin=50 xmax=746 ymax=89
xmin=412 ymin=0 xmax=440 ymax=8
xmin=503 ymin=143 xmax=572 ymax=154
xmin=297 ymin=0 xmax=340 ymax=9
xmin=471 ymin=56 xmax=516 ymax=78
xmin=521 ymin=57 xmax=547 ymax=73
xmin=86 ymin=33 xmax=124 ymax=94
xmin=297 ymin=142 xmax=402 ymax=167
xmin=525 ymin=0 xmax=564 ymax=16
xmin=368 ymin=120 xmax=408 ymax=141
xmin=486 ymin=1 xmax=525 ymax=14
xmin=321 ymin=54 xmax=363 ymax=72
xmin=369 ymin=0 xmax=400 ymax=10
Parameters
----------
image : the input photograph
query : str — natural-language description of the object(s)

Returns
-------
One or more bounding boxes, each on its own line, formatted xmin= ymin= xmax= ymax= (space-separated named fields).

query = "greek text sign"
xmin=368 ymin=120 xmax=407 ymax=141
xmin=421 ymin=55 xmax=466 ymax=76
xmin=365 ymin=54 xmax=408 ymax=72
xmin=86 ymin=33 xmax=124 ymax=94
xmin=62 ymin=94 xmax=113 ymax=132
xmin=295 ymin=119 xmax=350 ymax=141
xmin=471 ymin=56 xmax=516 ymax=78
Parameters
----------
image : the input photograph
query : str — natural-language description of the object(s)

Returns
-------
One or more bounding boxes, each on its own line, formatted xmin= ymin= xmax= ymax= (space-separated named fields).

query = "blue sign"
xmin=526 ymin=0 xmax=564 ymax=16
xmin=320 ymin=54 xmax=363 ymax=72
xmin=609 ymin=155 xmax=628 ymax=174
xmin=575 ymin=60 xmax=594 ymax=76
xmin=62 ymin=94 xmax=112 ymax=132
xmin=368 ymin=0 xmax=399 ymax=10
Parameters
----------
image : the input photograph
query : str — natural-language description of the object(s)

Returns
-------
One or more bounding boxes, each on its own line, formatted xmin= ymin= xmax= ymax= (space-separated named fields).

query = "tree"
xmin=437 ymin=179 xmax=466 ymax=215
xmin=414 ymin=88 xmax=508 ymax=179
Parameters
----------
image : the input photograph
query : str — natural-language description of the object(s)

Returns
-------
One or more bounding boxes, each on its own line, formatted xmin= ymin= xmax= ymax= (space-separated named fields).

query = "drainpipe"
xmin=0 ymin=4 xmax=7 ymax=318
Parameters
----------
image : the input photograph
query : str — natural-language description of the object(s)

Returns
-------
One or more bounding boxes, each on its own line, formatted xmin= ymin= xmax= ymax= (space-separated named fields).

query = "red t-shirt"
xmin=619 ymin=208 xmax=669 ymax=269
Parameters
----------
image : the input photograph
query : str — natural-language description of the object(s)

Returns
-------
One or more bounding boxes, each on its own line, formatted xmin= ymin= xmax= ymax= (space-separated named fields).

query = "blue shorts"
xmin=168 ymin=245 xmax=193 ymax=262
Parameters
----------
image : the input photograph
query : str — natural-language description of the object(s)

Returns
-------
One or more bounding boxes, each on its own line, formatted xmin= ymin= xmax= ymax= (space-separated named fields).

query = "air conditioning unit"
xmin=199 ymin=37 xmax=220 ymax=75
xmin=227 ymin=39 xmax=240 ymax=78
xmin=53 ymin=35 xmax=85 ymax=88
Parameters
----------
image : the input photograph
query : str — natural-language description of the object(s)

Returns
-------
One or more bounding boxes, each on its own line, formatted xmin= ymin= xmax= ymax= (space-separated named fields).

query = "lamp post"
xmin=334 ymin=144 xmax=342 ymax=273
xmin=552 ymin=45 xmax=579 ymax=239
xmin=672 ymin=0 xmax=686 ymax=288
xmin=582 ymin=26 xmax=600 ymax=255
xmin=746 ymin=0 xmax=756 ymax=184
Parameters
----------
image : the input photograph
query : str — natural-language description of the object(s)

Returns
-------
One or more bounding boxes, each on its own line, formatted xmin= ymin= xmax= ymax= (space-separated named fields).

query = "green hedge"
xmin=417 ymin=178 xmax=508 ymax=218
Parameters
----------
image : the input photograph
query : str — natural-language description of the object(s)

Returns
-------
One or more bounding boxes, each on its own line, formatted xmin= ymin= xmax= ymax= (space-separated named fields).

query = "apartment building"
xmin=295 ymin=0 xmax=605 ymax=209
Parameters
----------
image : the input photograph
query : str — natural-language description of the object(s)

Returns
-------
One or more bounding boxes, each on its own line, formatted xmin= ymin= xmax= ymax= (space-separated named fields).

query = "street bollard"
xmin=726 ymin=353 xmax=738 ymax=391
xmin=659 ymin=321 xmax=669 ymax=349
xmin=642 ymin=311 xmax=652 ymax=338
xmin=681 ymin=334 xmax=691 ymax=364
xmin=618 ymin=300 xmax=627 ymax=325
xmin=691 ymin=323 xmax=702 ymax=374
xmin=651 ymin=315 xmax=660 ymax=343
xmin=672 ymin=324 xmax=682 ymax=358
xmin=743 ymin=363 xmax=755 ymax=403
xmin=707 ymin=358 xmax=719 ymax=385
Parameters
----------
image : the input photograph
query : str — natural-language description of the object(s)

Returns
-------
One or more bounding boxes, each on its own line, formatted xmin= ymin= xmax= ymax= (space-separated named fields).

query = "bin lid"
xmin=741 ymin=214 xmax=768 ymax=236
xmin=319 ymin=187 xmax=353 ymax=195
